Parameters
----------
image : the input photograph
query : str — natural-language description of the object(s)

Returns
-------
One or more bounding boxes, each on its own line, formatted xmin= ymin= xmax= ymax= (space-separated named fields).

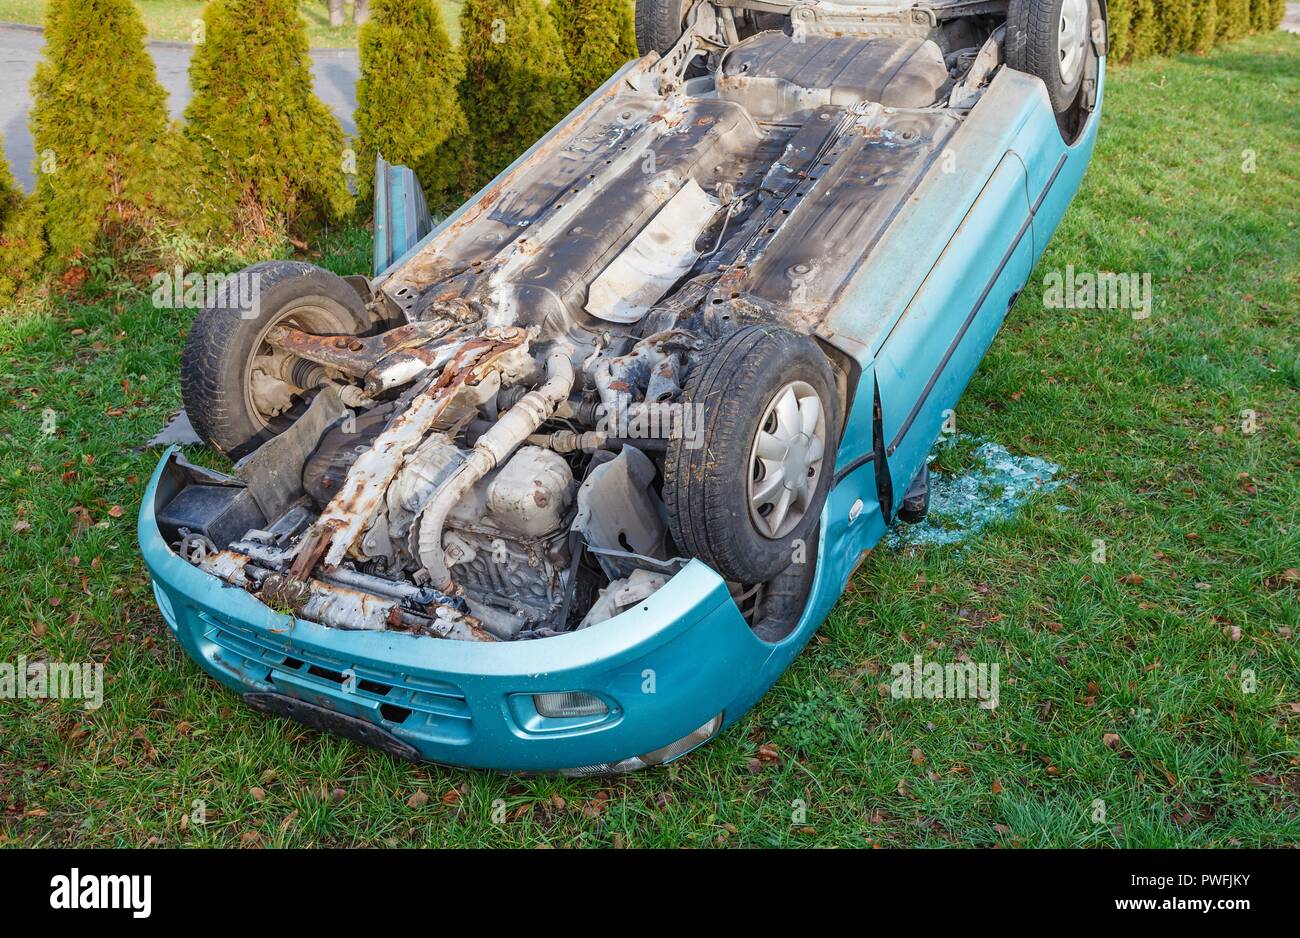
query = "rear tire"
xmin=664 ymin=325 xmax=839 ymax=584
xmin=1006 ymin=0 xmax=1096 ymax=114
xmin=181 ymin=261 xmax=373 ymax=458
xmin=635 ymin=0 xmax=690 ymax=56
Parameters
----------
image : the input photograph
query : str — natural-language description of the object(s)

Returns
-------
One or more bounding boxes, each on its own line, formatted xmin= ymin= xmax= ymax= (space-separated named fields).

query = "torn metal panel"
xmin=146 ymin=409 xmax=202 ymax=448
xmin=235 ymin=384 xmax=351 ymax=521
xmin=573 ymin=446 xmax=670 ymax=581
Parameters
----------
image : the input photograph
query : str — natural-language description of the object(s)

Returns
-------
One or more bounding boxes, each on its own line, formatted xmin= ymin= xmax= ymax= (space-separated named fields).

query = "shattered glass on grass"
xmin=887 ymin=439 xmax=1066 ymax=549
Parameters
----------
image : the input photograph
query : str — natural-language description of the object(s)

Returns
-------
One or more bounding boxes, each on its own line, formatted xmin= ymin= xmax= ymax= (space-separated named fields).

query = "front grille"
xmin=199 ymin=613 xmax=472 ymax=742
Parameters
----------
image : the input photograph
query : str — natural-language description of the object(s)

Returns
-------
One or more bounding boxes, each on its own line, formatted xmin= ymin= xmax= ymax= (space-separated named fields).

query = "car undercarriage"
xmin=162 ymin=0 xmax=1091 ymax=645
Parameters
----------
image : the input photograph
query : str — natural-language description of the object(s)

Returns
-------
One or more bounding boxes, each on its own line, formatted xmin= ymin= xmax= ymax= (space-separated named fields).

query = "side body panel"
xmin=824 ymin=65 xmax=1105 ymax=515
xmin=873 ymin=150 xmax=1033 ymax=509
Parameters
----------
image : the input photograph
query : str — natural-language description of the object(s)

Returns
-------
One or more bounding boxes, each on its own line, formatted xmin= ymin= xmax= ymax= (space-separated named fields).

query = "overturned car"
xmin=140 ymin=0 xmax=1107 ymax=773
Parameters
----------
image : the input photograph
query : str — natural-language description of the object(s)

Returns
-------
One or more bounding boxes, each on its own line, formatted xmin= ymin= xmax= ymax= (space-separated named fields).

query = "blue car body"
xmin=140 ymin=26 xmax=1104 ymax=773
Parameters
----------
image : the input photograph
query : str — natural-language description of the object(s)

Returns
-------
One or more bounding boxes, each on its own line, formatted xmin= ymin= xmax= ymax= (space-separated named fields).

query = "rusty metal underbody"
xmin=375 ymin=58 xmax=958 ymax=338
xmin=181 ymin=15 xmax=997 ymax=642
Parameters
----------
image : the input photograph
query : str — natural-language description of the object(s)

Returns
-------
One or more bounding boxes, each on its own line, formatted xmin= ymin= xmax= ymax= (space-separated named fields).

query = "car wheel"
xmin=664 ymin=325 xmax=839 ymax=584
xmin=749 ymin=534 xmax=819 ymax=643
xmin=1005 ymin=0 xmax=1097 ymax=115
xmin=896 ymin=463 xmax=930 ymax=524
xmin=181 ymin=261 xmax=373 ymax=458
xmin=635 ymin=0 xmax=690 ymax=56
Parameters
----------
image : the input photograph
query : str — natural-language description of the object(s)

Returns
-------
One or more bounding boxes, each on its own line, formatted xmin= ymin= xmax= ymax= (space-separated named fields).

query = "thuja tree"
xmin=1189 ymin=0 xmax=1218 ymax=51
xmin=1126 ymin=0 xmax=1160 ymax=59
xmin=459 ymin=0 xmax=575 ymax=186
xmin=1216 ymin=0 xmax=1251 ymax=39
xmin=184 ymin=0 xmax=352 ymax=244
xmin=0 ymin=137 xmax=45 ymax=304
xmin=548 ymin=0 xmax=638 ymax=104
xmin=1250 ymin=0 xmax=1281 ymax=31
xmin=1108 ymin=0 xmax=1133 ymax=60
xmin=355 ymin=0 xmax=467 ymax=203
xmin=1156 ymin=0 xmax=1196 ymax=53
xmin=29 ymin=0 xmax=173 ymax=265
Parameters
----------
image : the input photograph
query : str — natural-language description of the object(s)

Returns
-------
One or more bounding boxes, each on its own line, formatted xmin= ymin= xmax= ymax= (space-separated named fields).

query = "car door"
xmin=872 ymin=149 xmax=1035 ymax=515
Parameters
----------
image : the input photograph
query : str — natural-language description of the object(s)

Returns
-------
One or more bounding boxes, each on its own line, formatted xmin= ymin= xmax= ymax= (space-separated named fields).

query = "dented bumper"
xmin=139 ymin=447 xmax=810 ymax=773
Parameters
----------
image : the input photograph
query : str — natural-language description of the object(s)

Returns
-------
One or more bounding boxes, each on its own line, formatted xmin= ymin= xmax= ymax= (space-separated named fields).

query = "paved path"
xmin=0 ymin=23 xmax=358 ymax=192
xmin=1284 ymin=3 xmax=1300 ymax=33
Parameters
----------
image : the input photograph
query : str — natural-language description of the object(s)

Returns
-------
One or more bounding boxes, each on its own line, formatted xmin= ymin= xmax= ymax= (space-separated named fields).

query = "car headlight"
xmin=533 ymin=691 xmax=609 ymax=719
xmin=560 ymin=712 xmax=725 ymax=777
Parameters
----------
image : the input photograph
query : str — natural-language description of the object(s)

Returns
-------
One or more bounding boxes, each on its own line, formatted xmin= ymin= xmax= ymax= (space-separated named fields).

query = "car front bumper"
xmin=138 ymin=447 xmax=808 ymax=773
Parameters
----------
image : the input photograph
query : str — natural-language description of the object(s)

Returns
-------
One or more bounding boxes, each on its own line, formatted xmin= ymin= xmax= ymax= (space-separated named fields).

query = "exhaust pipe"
xmin=416 ymin=343 xmax=576 ymax=589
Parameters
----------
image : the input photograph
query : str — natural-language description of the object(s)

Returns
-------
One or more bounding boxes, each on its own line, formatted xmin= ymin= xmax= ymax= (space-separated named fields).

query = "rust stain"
xmin=288 ymin=518 xmax=344 ymax=581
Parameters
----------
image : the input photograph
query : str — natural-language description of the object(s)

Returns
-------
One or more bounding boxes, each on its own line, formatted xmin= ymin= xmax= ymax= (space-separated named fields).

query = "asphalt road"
xmin=0 ymin=23 xmax=359 ymax=192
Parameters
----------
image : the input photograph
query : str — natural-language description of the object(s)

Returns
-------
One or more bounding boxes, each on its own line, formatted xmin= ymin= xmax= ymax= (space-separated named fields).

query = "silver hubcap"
xmin=747 ymin=380 xmax=827 ymax=540
xmin=1058 ymin=0 xmax=1089 ymax=87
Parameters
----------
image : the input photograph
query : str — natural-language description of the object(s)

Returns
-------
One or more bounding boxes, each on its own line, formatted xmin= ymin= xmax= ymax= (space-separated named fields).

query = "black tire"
xmin=635 ymin=0 xmax=690 ymax=56
xmin=896 ymin=463 xmax=930 ymax=524
xmin=1006 ymin=0 xmax=1098 ymax=115
xmin=181 ymin=261 xmax=372 ymax=458
xmin=751 ymin=536 xmax=819 ymax=643
xmin=664 ymin=325 xmax=839 ymax=584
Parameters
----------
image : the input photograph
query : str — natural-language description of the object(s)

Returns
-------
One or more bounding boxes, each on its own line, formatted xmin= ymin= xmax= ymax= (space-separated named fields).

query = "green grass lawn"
xmin=2 ymin=32 xmax=1297 ymax=848
xmin=0 ymin=0 xmax=465 ymax=47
